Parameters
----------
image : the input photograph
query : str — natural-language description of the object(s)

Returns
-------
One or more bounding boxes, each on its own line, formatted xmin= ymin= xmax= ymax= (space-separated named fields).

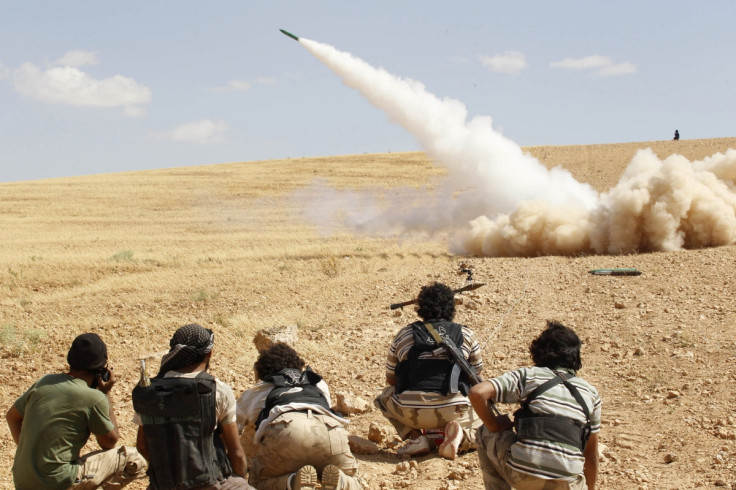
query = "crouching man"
xmin=132 ymin=323 xmax=253 ymax=489
xmin=236 ymin=342 xmax=364 ymax=490
xmin=6 ymin=333 xmax=147 ymax=489
xmin=469 ymin=321 xmax=601 ymax=490
xmin=375 ymin=282 xmax=484 ymax=459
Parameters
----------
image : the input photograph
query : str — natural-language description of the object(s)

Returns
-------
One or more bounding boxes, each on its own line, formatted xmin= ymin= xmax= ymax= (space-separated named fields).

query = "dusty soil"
xmin=1 ymin=137 xmax=735 ymax=489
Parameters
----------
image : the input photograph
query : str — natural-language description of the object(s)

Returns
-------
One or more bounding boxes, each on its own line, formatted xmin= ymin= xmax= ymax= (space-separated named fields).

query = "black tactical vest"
xmin=255 ymin=368 xmax=332 ymax=429
xmin=395 ymin=321 xmax=471 ymax=396
xmin=513 ymin=371 xmax=592 ymax=452
xmin=132 ymin=372 xmax=232 ymax=489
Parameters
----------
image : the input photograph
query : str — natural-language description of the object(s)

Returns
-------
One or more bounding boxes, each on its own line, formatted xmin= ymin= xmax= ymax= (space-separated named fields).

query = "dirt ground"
xmin=1 ymin=137 xmax=735 ymax=489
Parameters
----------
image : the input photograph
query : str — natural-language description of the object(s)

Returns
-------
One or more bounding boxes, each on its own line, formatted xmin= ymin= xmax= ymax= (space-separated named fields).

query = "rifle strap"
xmin=423 ymin=322 xmax=444 ymax=346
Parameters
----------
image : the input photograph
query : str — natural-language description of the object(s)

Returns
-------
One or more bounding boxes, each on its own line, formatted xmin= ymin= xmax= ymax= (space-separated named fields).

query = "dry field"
xmin=1 ymin=137 xmax=735 ymax=489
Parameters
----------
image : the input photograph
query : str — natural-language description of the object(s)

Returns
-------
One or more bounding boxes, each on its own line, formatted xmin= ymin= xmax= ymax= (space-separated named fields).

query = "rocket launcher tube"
xmin=390 ymin=282 xmax=485 ymax=310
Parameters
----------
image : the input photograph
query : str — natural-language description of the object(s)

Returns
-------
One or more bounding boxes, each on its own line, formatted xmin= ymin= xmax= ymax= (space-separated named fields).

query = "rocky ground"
xmin=0 ymin=138 xmax=735 ymax=489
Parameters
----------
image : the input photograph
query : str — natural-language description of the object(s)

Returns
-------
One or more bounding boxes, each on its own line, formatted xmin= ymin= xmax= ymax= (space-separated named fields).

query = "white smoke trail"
xmin=296 ymin=37 xmax=736 ymax=256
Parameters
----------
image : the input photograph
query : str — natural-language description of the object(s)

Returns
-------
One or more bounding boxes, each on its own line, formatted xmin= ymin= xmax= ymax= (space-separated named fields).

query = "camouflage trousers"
xmin=70 ymin=445 xmax=147 ymax=489
xmin=476 ymin=426 xmax=586 ymax=490
xmin=248 ymin=410 xmax=362 ymax=490
xmin=374 ymin=386 xmax=482 ymax=452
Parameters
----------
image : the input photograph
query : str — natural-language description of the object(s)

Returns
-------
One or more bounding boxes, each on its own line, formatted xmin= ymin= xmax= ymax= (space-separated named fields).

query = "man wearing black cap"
xmin=132 ymin=323 xmax=251 ymax=489
xmin=6 ymin=332 xmax=147 ymax=489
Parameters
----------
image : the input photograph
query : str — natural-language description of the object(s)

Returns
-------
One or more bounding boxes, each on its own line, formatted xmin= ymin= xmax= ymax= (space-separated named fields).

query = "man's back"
xmin=133 ymin=370 xmax=238 ymax=489
xmin=13 ymin=373 xmax=113 ymax=489
xmin=490 ymin=366 xmax=601 ymax=480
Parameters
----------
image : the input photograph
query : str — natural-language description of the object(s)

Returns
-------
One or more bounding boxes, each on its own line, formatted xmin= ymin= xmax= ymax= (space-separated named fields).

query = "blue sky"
xmin=1 ymin=1 xmax=734 ymax=182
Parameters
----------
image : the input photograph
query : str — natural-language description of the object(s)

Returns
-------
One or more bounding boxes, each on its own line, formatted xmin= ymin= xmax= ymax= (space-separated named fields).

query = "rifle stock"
xmin=389 ymin=282 xmax=486 ymax=310
xmin=423 ymin=323 xmax=500 ymax=416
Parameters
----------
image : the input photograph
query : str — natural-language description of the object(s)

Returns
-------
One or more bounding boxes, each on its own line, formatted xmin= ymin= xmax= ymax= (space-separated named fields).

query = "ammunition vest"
xmin=132 ymin=372 xmax=232 ymax=489
xmin=395 ymin=321 xmax=471 ymax=396
xmin=255 ymin=368 xmax=332 ymax=429
xmin=513 ymin=371 xmax=592 ymax=452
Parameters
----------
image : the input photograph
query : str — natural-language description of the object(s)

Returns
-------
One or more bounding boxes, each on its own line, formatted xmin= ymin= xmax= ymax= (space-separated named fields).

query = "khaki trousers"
xmin=71 ymin=446 xmax=147 ymax=489
xmin=374 ymin=386 xmax=482 ymax=451
xmin=249 ymin=411 xmax=362 ymax=490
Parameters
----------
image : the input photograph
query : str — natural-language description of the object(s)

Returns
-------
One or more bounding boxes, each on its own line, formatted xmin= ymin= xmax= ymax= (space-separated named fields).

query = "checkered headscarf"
xmin=158 ymin=324 xmax=215 ymax=376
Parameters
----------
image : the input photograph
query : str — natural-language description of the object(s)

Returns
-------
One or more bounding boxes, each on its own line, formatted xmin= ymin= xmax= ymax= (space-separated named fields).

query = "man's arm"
xmin=583 ymin=432 xmax=599 ymax=490
xmin=468 ymin=381 xmax=513 ymax=432
xmin=95 ymin=371 xmax=120 ymax=450
xmin=220 ymin=421 xmax=247 ymax=478
xmin=136 ymin=426 xmax=149 ymax=462
xmin=6 ymin=405 xmax=23 ymax=444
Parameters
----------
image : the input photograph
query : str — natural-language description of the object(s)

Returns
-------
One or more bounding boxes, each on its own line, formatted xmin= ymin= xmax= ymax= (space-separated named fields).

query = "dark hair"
xmin=416 ymin=282 xmax=455 ymax=321
xmin=254 ymin=342 xmax=306 ymax=380
xmin=529 ymin=320 xmax=582 ymax=371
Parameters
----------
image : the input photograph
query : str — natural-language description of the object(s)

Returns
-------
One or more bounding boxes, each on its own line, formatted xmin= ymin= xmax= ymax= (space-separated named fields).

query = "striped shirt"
xmin=489 ymin=366 xmax=602 ymax=481
xmin=386 ymin=321 xmax=484 ymax=377
xmin=386 ymin=321 xmax=483 ymax=409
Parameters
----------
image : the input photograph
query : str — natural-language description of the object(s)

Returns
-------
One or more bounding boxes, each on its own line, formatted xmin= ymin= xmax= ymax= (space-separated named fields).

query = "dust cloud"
xmin=296 ymin=37 xmax=736 ymax=256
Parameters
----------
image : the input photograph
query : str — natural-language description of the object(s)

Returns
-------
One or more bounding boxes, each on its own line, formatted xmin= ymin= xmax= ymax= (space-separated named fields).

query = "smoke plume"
xmin=296 ymin=37 xmax=736 ymax=256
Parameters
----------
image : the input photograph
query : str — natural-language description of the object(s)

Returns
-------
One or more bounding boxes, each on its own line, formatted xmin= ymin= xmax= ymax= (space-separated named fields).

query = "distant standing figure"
xmin=674 ymin=129 xmax=680 ymax=140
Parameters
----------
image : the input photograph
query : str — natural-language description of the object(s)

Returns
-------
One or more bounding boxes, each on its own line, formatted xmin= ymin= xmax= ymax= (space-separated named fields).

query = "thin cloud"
xmin=123 ymin=106 xmax=147 ymax=117
xmin=211 ymin=76 xmax=277 ymax=93
xmin=254 ymin=76 xmax=276 ymax=85
xmin=449 ymin=55 xmax=470 ymax=65
xmin=2 ymin=51 xmax=151 ymax=116
xmin=597 ymin=61 xmax=637 ymax=76
xmin=550 ymin=55 xmax=610 ymax=70
xmin=55 ymin=50 xmax=99 ymax=67
xmin=148 ymin=119 xmax=230 ymax=145
xmin=477 ymin=51 xmax=528 ymax=74
xmin=211 ymin=80 xmax=252 ymax=93
xmin=550 ymin=55 xmax=637 ymax=76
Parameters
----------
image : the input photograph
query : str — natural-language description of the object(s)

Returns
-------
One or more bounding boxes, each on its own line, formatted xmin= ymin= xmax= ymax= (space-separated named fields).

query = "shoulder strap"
xmin=423 ymin=322 xmax=443 ymax=345
xmin=522 ymin=376 xmax=563 ymax=408
xmin=523 ymin=372 xmax=591 ymax=423
xmin=561 ymin=379 xmax=590 ymax=422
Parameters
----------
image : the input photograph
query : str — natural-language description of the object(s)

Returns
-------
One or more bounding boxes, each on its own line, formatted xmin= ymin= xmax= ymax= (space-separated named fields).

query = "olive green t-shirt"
xmin=12 ymin=373 xmax=114 ymax=490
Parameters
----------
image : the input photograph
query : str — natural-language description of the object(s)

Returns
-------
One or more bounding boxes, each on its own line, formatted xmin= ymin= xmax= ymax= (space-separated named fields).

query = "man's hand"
xmin=95 ymin=364 xmax=121 ymax=449
xmin=96 ymin=366 xmax=116 ymax=395
xmin=221 ymin=422 xmax=247 ymax=478
xmin=136 ymin=426 xmax=149 ymax=462
xmin=468 ymin=381 xmax=513 ymax=432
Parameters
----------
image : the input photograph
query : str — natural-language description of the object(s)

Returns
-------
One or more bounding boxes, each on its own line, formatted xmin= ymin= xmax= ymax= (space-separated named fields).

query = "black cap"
xmin=67 ymin=333 xmax=108 ymax=370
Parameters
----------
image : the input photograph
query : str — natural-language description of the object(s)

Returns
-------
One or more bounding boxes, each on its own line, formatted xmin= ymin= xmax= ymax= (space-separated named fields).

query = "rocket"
xmin=280 ymin=29 xmax=299 ymax=42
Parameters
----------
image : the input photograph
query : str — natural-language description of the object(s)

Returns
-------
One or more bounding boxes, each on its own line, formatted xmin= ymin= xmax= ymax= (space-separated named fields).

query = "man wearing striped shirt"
xmin=374 ymin=282 xmax=484 ymax=459
xmin=469 ymin=321 xmax=601 ymax=490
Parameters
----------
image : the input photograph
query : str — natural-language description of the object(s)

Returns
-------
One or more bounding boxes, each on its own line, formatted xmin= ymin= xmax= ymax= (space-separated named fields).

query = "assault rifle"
xmin=423 ymin=322 xmax=500 ymax=416
xmin=389 ymin=282 xmax=486 ymax=310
